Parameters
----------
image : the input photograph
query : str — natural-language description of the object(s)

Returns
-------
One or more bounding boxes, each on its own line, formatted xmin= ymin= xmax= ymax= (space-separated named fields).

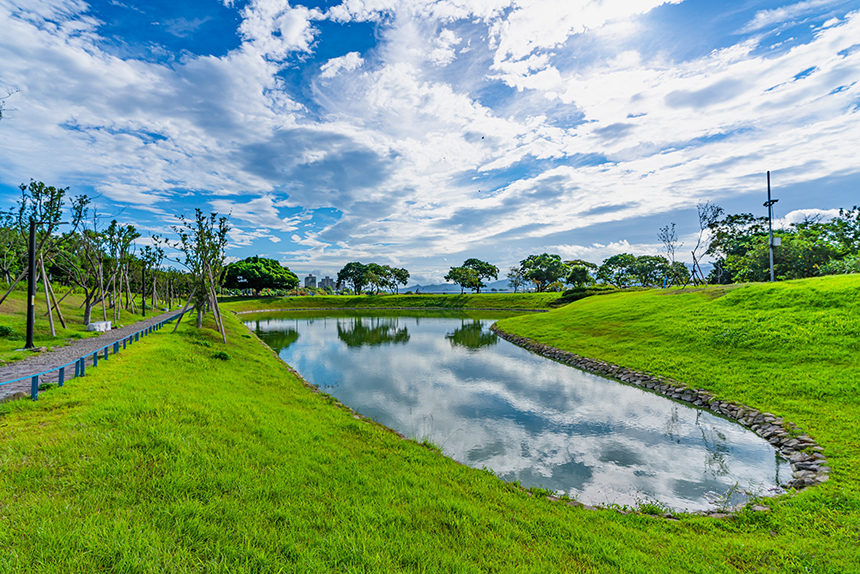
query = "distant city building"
xmin=304 ymin=274 xmax=316 ymax=288
xmin=319 ymin=276 xmax=335 ymax=290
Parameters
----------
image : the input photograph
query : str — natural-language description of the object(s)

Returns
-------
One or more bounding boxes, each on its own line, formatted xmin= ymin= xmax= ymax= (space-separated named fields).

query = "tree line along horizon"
xmin=227 ymin=201 xmax=860 ymax=295
xmin=3 ymin=180 xmax=859 ymax=328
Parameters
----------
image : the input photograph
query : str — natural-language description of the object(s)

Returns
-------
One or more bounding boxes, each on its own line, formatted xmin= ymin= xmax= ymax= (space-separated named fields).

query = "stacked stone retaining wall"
xmin=490 ymin=324 xmax=830 ymax=493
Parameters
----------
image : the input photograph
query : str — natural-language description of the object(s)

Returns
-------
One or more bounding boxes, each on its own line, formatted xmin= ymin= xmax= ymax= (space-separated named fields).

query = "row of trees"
xmin=1 ymin=180 xmax=231 ymax=340
xmin=704 ymin=206 xmax=860 ymax=283
xmin=336 ymin=262 xmax=410 ymax=295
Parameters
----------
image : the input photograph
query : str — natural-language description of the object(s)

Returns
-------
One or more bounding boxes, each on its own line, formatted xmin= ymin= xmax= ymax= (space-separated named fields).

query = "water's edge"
xmin=489 ymin=323 xmax=831 ymax=512
xmin=236 ymin=309 xmax=829 ymax=518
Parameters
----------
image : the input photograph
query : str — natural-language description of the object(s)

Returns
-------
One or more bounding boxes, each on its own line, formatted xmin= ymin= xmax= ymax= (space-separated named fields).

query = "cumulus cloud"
xmin=320 ymin=51 xmax=365 ymax=78
xmin=1 ymin=0 xmax=858 ymax=280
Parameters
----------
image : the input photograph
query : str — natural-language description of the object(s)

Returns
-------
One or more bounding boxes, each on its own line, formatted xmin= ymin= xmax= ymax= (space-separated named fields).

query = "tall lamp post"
xmin=26 ymin=219 xmax=67 ymax=349
xmin=763 ymin=171 xmax=779 ymax=282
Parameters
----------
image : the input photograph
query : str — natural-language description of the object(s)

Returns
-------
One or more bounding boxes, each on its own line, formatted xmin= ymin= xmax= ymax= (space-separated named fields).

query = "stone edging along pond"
xmin=489 ymin=324 xmax=831 ymax=500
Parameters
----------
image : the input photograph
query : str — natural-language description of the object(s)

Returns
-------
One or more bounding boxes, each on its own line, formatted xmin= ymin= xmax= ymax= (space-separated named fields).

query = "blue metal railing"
xmin=0 ymin=312 xmax=183 ymax=401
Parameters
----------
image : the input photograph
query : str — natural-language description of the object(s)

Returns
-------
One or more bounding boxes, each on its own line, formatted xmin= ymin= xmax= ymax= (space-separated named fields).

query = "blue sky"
xmin=1 ymin=0 xmax=858 ymax=284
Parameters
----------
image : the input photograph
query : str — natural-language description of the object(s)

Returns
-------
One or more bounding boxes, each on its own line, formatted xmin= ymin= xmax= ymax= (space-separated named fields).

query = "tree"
xmin=390 ymin=267 xmax=410 ymax=293
xmin=507 ymin=265 xmax=527 ymax=292
xmin=630 ymin=255 xmax=671 ymax=287
xmin=172 ymin=209 xmax=230 ymax=339
xmin=444 ymin=266 xmax=481 ymax=294
xmin=520 ymin=253 xmax=567 ymax=292
xmin=658 ymin=223 xmax=681 ymax=264
xmin=337 ymin=262 xmax=368 ymax=295
xmin=366 ymin=263 xmax=390 ymax=294
xmin=224 ymin=256 xmax=299 ymax=293
xmin=461 ymin=258 xmax=499 ymax=294
xmin=564 ymin=259 xmax=597 ymax=288
xmin=596 ymin=253 xmax=637 ymax=287
xmin=691 ymin=202 xmax=723 ymax=284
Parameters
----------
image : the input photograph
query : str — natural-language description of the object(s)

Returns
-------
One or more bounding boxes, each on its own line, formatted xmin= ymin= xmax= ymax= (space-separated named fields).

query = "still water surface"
xmin=248 ymin=311 xmax=789 ymax=511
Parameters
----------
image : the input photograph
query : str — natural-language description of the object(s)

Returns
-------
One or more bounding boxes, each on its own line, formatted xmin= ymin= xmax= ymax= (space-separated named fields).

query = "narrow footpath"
xmin=0 ymin=310 xmax=180 ymax=401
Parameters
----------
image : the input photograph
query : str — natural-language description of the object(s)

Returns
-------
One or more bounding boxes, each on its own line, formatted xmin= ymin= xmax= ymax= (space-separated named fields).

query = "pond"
xmin=247 ymin=310 xmax=790 ymax=511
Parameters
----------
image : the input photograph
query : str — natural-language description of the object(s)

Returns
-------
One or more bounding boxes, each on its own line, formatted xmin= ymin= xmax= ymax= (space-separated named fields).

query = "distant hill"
xmin=405 ymin=279 xmax=528 ymax=294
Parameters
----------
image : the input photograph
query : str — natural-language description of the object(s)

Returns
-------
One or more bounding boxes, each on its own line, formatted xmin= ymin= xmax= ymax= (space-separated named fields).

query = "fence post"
xmin=93 ymin=352 xmax=98 ymax=367
xmin=59 ymin=366 xmax=65 ymax=387
xmin=123 ymin=338 xmax=127 ymax=349
xmin=104 ymin=347 xmax=109 ymax=360
xmin=31 ymin=375 xmax=38 ymax=401
xmin=74 ymin=360 xmax=79 ymax=377
xmin=135 ymin=333 xmax=139 ymax=342
xmin=80 ymin=357 xmax=86 ymax=377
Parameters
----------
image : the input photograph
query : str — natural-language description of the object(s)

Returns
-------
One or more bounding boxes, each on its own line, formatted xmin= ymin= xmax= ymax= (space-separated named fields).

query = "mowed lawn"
xmin=0 ymin=278 xmax=856 ymax=572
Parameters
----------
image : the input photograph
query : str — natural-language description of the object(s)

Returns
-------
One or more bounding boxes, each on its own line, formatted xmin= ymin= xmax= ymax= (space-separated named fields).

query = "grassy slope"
xmin=221 ymin=292 xmax=562 ymax=313
xmin=498 ymin=274 xmax=860 ymax=571
xmin=0 ymin=286 xmax=157 ymax=364
xmin=0 ymin=279 xmax=856 ymax=572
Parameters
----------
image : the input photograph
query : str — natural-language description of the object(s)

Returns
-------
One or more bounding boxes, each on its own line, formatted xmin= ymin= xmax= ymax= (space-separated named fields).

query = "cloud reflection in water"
xmin=252 ymin=314 xmax=789 ymax=511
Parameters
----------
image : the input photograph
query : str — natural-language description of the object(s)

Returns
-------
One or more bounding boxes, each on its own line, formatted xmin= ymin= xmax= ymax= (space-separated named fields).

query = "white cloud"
xmin=238 ymin=0 xmax=323 ymax=60
xmin=320 ymin=51 xmax=365 ymax=78
xmin=742 ymin=0 xmax=839 ymax=32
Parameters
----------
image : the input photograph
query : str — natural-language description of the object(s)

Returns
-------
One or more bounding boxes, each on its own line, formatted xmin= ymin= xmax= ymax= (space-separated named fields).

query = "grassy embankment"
xmin=220 ymin=292 xmax=563 ymax=313
xmin=0 ymin=286 xmax=158 ymax=364
xmin=0 ymin=278 xmax=857 ymax=571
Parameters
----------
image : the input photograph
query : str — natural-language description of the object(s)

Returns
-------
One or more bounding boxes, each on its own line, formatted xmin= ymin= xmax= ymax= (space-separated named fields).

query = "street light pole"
xmin=25 ymin=220 xmax=67 ymax=349
xmin=25 ymin=221 xmax=38 ymax=349
xmin=764 ymin=171 xmax=779 ymax=283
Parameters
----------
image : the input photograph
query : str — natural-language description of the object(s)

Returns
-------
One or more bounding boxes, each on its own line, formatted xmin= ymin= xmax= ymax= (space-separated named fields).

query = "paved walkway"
xmin=0 ymin=310 xmax=182 ymax=401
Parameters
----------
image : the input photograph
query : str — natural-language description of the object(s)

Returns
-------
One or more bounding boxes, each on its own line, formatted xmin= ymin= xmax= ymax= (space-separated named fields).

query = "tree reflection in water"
xmin=259 ymin=328 xmax=299 ymax=353
xmin=446 ymin=320 xmax=498 ymax=351
xmin=337 ymin=317 xmax=410 ymax=347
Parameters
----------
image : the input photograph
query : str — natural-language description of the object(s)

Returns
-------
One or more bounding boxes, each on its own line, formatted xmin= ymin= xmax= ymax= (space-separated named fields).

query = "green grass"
xmin=0 ymin=277 xmax=858 ymax=571
xmin=220 ymin=292 xmax=562 ymax=313
xmin=0 ymin=285 xmax=166 ymax=364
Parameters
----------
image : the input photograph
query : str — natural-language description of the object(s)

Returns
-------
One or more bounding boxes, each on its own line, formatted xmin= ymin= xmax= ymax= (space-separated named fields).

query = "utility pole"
xmin=763 ymin=171 xmax=779 ymax=282
xmin=26 ymin=220 xmax=67 ymax=349
xmin=142 ymin=265 xmax=146 ymax=318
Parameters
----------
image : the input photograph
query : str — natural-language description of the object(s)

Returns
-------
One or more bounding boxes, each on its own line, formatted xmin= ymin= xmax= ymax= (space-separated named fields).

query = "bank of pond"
xmin=246 ymin=309 xmax=791 ymax=512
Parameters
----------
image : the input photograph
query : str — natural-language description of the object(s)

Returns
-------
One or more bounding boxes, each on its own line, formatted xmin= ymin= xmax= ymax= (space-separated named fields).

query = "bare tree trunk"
xmin=125 ymin=267 xmax=137 ymax=313
xmin=206 ymin=264 xmax=226 ymax=343
xmin=97 ymin=257 xmax=107 ymax=321
xmin=83 ymin=290 xmax=95 ymax=325
xmin=39 ymin=259 xmax=56 ymax=336
xmin=152 ymin=270 xmax=157 ymax=309
xmin=40 ymin=254 xmax=66 ymax=329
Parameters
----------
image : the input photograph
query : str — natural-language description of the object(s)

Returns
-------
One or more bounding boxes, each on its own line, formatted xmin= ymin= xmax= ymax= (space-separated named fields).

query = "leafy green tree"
xmin=564 ymin=259 xmax=597 ymax=288
xmin=630 ymin=255 xmax=671 ymax=287
xmin=365 ymin=263 xmax=390 ymax=294
xmin=224 ymin=256 xmax=299 ymax=294
xmin=596 ymin=253 xmax=637 ymax=287
xmin=337 ymin=262 xmax=368 ymax=295
xmin=461 ymin=258 xmax=499 ymax=294
xmin=520 ymin=253 xmax=567 ymax=292
xmin=391 ymin=267 xmax=410 ymax=293
xmin=444 ymin=266 xmax=481 ymax=294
